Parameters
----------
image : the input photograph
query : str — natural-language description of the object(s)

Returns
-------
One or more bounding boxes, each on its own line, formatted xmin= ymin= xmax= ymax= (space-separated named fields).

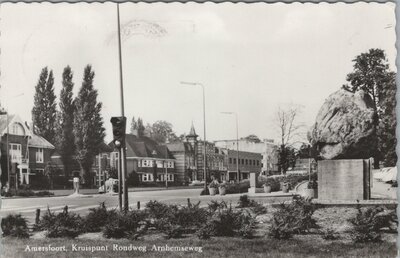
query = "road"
xmin=1 ymin=177 xmax=395 ymax=224
xmin=0 ymin=189 xmax=293 ymax=224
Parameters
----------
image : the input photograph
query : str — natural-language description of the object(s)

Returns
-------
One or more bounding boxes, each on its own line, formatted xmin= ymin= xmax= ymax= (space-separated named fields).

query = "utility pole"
xmin=116 ymin=3 xmax=128 ymax=212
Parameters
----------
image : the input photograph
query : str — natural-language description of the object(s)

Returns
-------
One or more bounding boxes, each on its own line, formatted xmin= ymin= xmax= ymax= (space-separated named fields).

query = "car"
xmin=189 ymin=180 xmax=205 ymax=186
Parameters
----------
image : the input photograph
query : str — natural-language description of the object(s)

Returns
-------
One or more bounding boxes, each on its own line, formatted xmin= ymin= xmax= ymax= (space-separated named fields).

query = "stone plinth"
xmin=318 ymin=159 xmax=371 ymax=200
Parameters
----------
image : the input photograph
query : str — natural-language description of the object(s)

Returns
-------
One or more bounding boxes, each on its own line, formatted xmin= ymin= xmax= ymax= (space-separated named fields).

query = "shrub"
xmin=84 ymin=202 xmax=116 ymax=232
xmin=268 ymin=196 xmax=319 ymax=239
xmin=43 ymin=207 xmax=84 ymax=238
xmin=34 ymin=191 xmax=54 ymax=197
xmin=208 ymin=200 xmax=228 ymax=213
xmin=236 ymin=195 xmax=267 ymax=215
xmin=321 ymin=228 xmax=339 ymax=240
xmin=208 ymin=181 xmax=219 ymax=188
xmin=225 ymin=180 xmax=250 ymax=194
xmin=1 ymin=214 xmax=29 ymax=238
xmin=204 ymin=205 xmax=255 ymax=238
xmin=197 ymin=224 xmax=213 ymax=240
xmin=145 ymin=200 xmax=171 ymax=220
xmin=348 ymin=205 xmax=397 ymax=243
xmin=103 ymin=210 xmax=147 ymax=239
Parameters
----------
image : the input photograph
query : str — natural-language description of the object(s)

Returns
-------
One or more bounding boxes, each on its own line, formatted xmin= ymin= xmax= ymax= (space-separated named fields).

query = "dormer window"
xmin=11 ymin=123 xmax=25 ymax=136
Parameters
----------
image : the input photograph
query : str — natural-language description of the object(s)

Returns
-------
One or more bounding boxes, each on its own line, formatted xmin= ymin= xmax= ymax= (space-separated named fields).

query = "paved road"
xmin=1 ymin=177 xmax=395 ymax=224
xmin=1 ymin=188 xmax=293 ymax=223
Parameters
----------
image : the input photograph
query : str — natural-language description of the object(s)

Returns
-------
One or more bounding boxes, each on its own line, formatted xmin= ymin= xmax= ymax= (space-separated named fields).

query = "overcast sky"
xmin=1 ymin=2 xmax=396 ymax=143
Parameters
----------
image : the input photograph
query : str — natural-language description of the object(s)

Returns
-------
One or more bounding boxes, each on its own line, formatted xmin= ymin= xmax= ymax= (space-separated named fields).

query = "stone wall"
xmin=318 ymin=159 xmax=371 ymax=200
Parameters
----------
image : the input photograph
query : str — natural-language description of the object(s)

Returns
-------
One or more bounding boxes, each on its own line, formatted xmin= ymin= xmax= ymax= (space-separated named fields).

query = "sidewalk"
xmin=30 ymin=185 xmax=203 ymax=197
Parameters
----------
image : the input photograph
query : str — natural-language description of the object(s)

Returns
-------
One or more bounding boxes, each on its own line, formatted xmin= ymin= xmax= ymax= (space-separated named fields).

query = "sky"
xmin=0 ymin=2 xmax=396 ymax=144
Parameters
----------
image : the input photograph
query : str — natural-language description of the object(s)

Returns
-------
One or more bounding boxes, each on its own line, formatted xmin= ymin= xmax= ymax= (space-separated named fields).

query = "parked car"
xmin=189 ymin=180 xmax=205 ymax=186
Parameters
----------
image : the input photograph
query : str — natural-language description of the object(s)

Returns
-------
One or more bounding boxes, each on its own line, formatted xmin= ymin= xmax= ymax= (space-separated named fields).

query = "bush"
xmin=1 ymin=214 xmax=29 ymax=238
xmin=208 ymin=200 xmax=228 ymax=213
xmin=204 ymin=205 xmax=255 ymax=238
xmin=145 ymin=200 xmax=171 ymax=220
xmin=42 ymin=207 xmax=84 ymax=238
xmin=146 ymin=199 xmax=209 ymax=237
xmin=348 ymin=205 xmax=397 ymax=243
xmin=34 ymin=191 xmax=54 ymax=197
xmin=84 ymin=202 xmax=116 ymax=232
xmin=236 ymin=195 xmax=267 ymax=215
xmin=321 ymin=228 xmax=339 ymax=240
xmin=103 ymin=210 xmax=147 ymax=239
xmin=225 ymin=180 xmax=250 ymax=194
xmin=268 ymin=196 xmax=319 ymax=239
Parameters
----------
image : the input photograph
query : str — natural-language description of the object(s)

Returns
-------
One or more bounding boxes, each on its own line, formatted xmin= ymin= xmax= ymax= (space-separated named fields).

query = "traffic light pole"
xmin=117 ymin=3 xmax=129 ymax=212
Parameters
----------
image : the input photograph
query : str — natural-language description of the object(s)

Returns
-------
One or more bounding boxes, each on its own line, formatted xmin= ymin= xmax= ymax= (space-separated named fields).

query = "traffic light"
xmin=110 ymin=116 xmax=126 ymax=149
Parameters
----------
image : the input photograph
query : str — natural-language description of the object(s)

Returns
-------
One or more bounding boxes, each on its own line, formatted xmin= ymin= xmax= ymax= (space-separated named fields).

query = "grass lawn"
xmin=1 ymin=236 xmax=397 ymax=258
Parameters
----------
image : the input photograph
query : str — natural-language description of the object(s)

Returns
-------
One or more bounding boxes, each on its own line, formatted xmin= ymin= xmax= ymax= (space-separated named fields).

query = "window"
xmin=233 ymin=158 xmax=236 ymax=164
xmin=142 ymin=173 xmax=153 ymax=182
xmin=257 ymin=160 xmax=260 ymax=166
xmin=167 ymin=161 xmax=174 ymax=168
xmin=11 ymin=123 xmax=25 ymax=136
xmin=242 ymin=159 xmax=244 ymax=165
xmin=36 ymin=148 xmax=44 ymax=163
xmin=142 ymin=160 xmax=153 ymax=167
xmin=229 ymin=158 xmax=232 ymax=164
xmin=9 ymin=144 xmax=22 ymax=163
xmin=245 ymin=159 xmax=248 ymax=165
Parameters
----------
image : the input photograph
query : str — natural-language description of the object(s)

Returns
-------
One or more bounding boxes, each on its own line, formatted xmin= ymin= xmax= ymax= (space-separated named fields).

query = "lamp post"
xmin=221 ymin=112 xmax=240 ymax=182
xmin=180 ymin=81 xmax=207 ymax=192
xmin=116 ymin=3 xmax=128 ymax=212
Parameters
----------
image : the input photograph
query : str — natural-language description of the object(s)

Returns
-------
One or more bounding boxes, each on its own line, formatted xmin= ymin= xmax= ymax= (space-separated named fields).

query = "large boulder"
xmin=309 ymin=89 xmax=377 ymax=160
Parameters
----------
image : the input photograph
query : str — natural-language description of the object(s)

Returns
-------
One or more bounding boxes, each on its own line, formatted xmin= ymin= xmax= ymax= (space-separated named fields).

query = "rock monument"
xmin=309 ymin=89 xmax=377 ymax=160
xmin=309 ymin=89 xmax=375 ymax=200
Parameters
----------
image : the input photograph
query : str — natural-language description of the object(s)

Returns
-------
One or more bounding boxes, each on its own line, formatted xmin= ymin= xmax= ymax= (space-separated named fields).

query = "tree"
xmin=244 ymin=134 xmax=261 ymax=143
xmin=277 ymin=146 xmax=297 ymax=173
xmin=73 ymin=65 xmax=106 ymax=186
xmin=343 ymin=49 xmax=396 ymax=167
xmin=151 ymin=120 xmax=177 ymax=144
xmin=377 ymin=72 xmax=396 ymax=166
xmin=57 ymin=66 xmax=76 ymax=178
xmin=32 ymin=67 xmax=57 ymax=143
xmin=130 ymin=116 xmax=138 ymax=134
xmin=274 ymin=105 xmax=304 ymax=174
xmin=137 ymin=118 xmax=146 ymax=137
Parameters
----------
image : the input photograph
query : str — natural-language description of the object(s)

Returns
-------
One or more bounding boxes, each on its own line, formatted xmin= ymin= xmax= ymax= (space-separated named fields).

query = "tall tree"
xmin=57 ymin=66 xmax=76 ymax=178
xmin=377 ymin=71 xmax=396 ymax=166
xmin=344 ymin=49 xmax=396 ymax=167
xmin=130 ymin=116 xmax=138 ymax=134
xmin=73 ymin=65 xmax=105 ymax=185
xmin=274 ymin=105 xmax=304 ymax=174
xmin=137 ymin=118 xmax=146 ymax=137
xmin=151 ymin=120 xmax=177 ymax=144
xmin=32 ymin=67 xmax=57 ymax=143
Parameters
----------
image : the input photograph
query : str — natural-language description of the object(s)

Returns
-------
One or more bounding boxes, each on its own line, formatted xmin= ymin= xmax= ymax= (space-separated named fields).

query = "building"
xmin=214 ymin=138 xmax=279 ymax=173
xmin=50 ymin=142 xmax=113 ymax=187
xmin=0 ymin=114 xmax=55 ymax=188
xmin=109 ymin=134 xmax=176 ymax=184
xmin=224 ymin=149 xmax=263 ymax=181
xmin=168 ymin=124 xmax=263 ymax=183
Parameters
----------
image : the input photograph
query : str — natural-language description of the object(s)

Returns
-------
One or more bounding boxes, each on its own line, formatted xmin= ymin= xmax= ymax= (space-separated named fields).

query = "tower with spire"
xmin=185 ymin=122 xmax=198 ymax=148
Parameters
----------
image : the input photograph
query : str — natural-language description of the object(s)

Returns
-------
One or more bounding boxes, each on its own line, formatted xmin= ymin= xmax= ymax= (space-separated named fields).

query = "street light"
xmin=180 ymin=81 xmax=207 ymax=192
xmin=116 ymin=3 xmax=128 ymax=212
xmin=221 ymin=112 xmax=240 ymax=182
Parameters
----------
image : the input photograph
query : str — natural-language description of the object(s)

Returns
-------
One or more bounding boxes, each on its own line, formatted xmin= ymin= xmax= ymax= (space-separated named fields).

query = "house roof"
xmin=28 ymin=134 xmax=55 ymax=149
xmin=109 ymin=134 xmax=175 ymax=159
xmin=166 ymin=142 xmax=194 ymax=153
